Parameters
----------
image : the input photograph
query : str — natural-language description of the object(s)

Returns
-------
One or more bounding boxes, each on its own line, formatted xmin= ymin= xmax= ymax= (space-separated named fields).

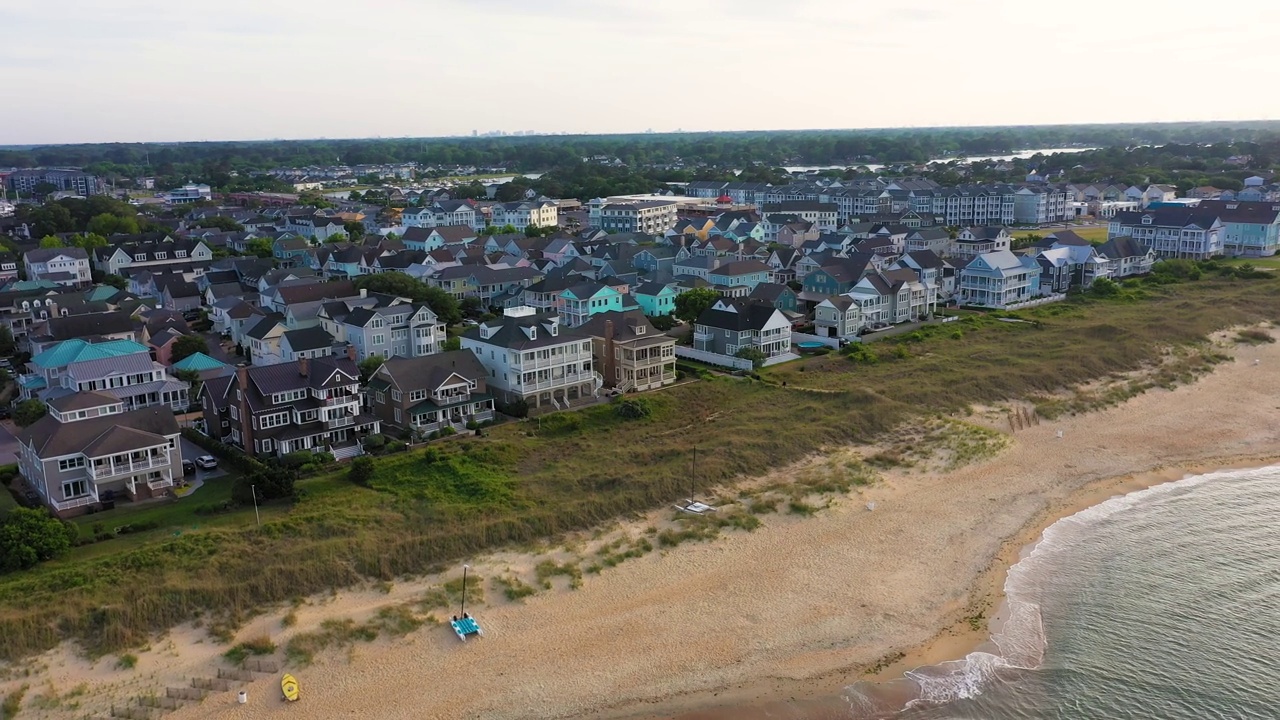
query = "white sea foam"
xmin=844 ymin=464 xmax=1280 ymax=715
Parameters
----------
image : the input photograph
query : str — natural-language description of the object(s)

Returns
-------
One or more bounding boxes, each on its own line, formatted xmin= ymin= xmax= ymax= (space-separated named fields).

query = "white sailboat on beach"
xmin=675 ymin=446 xmax=717 ymax=514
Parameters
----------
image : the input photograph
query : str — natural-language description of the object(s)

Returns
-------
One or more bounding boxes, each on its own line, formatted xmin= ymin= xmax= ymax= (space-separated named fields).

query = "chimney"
xmin=298 ymin=357 xmax=309 ymax=377
xmin=236 ymin=366 xmax=254 ymax=453
xmin=347 ymin=344 xmax=357 ymax=362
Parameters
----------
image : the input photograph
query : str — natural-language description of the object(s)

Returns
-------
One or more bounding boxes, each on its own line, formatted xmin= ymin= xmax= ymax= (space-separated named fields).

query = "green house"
xmin=633 ymin=281 xmax=677 ymax=317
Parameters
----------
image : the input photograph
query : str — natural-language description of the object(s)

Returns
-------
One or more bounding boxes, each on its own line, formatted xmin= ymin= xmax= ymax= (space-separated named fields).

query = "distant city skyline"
xmin=2 ymin=0 xmax=1278 ymax=146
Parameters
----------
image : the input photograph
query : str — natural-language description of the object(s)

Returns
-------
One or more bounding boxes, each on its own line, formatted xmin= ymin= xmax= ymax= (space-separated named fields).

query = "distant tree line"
xmin=6 ymin=122 xmax=1280 ymax=183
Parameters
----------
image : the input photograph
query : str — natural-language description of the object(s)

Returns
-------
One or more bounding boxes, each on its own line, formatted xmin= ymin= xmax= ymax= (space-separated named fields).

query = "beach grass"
xmin=0 ymin=278 xmax=1278 ymax=661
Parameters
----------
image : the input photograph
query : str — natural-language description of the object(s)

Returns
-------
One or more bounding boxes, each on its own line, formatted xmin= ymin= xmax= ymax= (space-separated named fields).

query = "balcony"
xmin=518 ymin=372 xmax=594 ymax=392
xmin=513 ymin=351 xmax=589 ymax=370
xmin=51 ymin=493 xmax=99 ymax=512
xmin=147 ymin=474 xmax=175 ymax=492
xmin=325 ymin=415 xmax=355 ymax=428
xmin=89 ymin=454 xmax=170 ymax=480
xmin=320 ymin=393 xmax=359 ymax=407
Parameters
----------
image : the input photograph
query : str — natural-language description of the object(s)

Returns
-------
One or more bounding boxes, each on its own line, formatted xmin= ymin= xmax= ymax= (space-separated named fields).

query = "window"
xmin=155 ymin=252 xmax=167 ymax=260
xmin=391 ymin=390 xmax=402 ymax=402
xmin=394 ymin=408 xmax=401 ymax=422
xmin=260 ymin=411 xmax=290 ymax=429
xmin=58 ymin=456 xmax=86 ymax=472
xmin=176 ymin=250 xmax=187 ymax=258
xmin=62 ymin=479 xmax=88 ymax=499
xmin=134 ymin=254 xmax=146 ymax=262
xmin=409 ymin=390 xmax=426 ymax=402
xmin=372 ymin=334 xmax=385 ymax=345
xmin=375 ymin=391 xmax=385 ymax=404
xmin=230 ymin=405 xmax=240 ymax=420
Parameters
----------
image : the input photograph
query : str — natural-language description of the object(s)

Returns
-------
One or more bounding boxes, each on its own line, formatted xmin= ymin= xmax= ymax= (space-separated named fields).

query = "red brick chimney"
xmin=298 ymin=357 xmax=309 ymax=377
xmin=236 ymin=366 xmax=254 ymax=452
xmin=347 ymin=344 xmax=357 ymax=362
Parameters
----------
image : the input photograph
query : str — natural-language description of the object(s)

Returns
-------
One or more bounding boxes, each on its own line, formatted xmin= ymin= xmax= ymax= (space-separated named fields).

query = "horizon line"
xmin=3 ymin=118 xmax=1279 ymax=150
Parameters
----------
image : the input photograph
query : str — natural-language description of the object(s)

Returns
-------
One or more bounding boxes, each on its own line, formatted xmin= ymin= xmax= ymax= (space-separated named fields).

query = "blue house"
xmin=633 ymin=281 xmax=677 ymax=317
xmin=801 ymin=254 xmax=875 ymax=298
xmin=957 ymin=250 xmax=1042 ymax=309
xmin=273 ymin=236 xmax=312 ymax=267
xmin=559 ymin=281 xmax=624 ymax=327
xmin=747 ymin=282 xmax=799 ymax=314
xmin=706 ymin=260 xmax=771 ymax=292
xmin=633 ymin=246 xmax=684 ymax=275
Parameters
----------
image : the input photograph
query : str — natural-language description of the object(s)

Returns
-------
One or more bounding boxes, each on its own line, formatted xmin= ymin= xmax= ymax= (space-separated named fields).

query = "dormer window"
xmin=1141 ymin=216 xmax=1152 ymax=225
xmin=155 ymin=252 xmax=167 ymax=260
xmin=528 ymin=326 xmax=537 ymax=340
xmin=176 ymin=250 xmax=187 ymax=258
xmin=135 ymin=254 xmax=146 ymax=262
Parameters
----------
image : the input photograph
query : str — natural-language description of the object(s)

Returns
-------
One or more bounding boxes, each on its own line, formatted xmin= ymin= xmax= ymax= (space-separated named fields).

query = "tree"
xmin=649 ymin=314 xmax=677 ymax=332
xmin=99 ymin=273 xmax=128 ymax=290
xmin=13 ymin=399 xmax=47 ymax=428
xmin=0 ymin=326 xmax=14 ymax=357
xmin=170 ymin=335 xmax=209 ymax=364
xmin=674 ymin=288 xmax=720 ymax=322
xmin=73 ymin=233 xmax=109 ymax=251
xmin=358 ymin=355 xmax=385 ymax=383
xmin=348 ymin=456 xmax=375 ymax=487
xmin=442 ymin=336 xmax=462 ymax=351
xmin=352 ymin=272 xmax=462 ymax=324
xmin=344 ymin=221 xmax=366 ymax=241
xmin=0 ymin=507 xmax=76 ymax=573
xmin=32 ymin=181 xmax=58 ymax=197
xmin=347 ymin=190 xmax=363 ymax=202
xmin=195 ymin=216 xmax=244 ymax=232
xmin=174 ymin=369 xmax=203 ymax=410
xmin=460 ymin=297 xmax=484 ymax=317
xmin=86 ymin=213 xmax=140 ymax=236
xmin=39 ymin=235 xmax=65 ymax=249
xmin=324 ymin=232 xmax=349 ymax=245
xmin=734 ymin=346 xmax=768 ymax=370
xmin=245 ymin=238 xmax=274 ymax=258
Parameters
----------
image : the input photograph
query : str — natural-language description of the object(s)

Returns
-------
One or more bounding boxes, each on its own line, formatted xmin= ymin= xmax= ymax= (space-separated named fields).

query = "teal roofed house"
xmin=633 ymin=281 xmax=677 ymax=317
xmin=558 ymin=281 xmax=622 ymax=327
xmin=30 ymin=339 xmax=149 ymax=370
xmin=170 ymin=352 xmax=229 ymax=375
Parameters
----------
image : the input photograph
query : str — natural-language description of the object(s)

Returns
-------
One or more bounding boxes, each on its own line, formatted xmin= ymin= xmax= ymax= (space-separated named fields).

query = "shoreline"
xmin=8 ymin=333 xmax=1280 ymax=720
xmin=626 ymin=456 xmax=1280 ymax=720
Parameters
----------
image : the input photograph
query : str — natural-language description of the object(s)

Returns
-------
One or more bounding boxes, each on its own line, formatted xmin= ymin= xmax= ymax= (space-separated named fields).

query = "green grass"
xmin=1014 ymin=225 xmax=1109 ymax=244
xmin=0 ymin=278 xmax=1277 ymax=662
xmin=223 ymin=635 xmax=276 ymax=666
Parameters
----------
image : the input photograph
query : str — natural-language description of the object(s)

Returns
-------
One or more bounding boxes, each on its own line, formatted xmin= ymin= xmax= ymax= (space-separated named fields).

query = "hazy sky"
xmin=2 ymin=0 xmax=1278 ymax=145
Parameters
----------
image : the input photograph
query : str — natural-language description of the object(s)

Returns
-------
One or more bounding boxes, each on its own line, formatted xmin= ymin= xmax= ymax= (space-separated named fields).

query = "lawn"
xmin=1014 ymin=225 xmax=1110 ymax=244
xmin=1 ymin=275 xmax=1279 ymax=660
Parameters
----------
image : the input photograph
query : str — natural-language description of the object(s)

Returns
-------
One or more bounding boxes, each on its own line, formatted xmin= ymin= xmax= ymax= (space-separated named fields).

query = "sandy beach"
xmin=8 ymin=332 xmax=1280 ymax=720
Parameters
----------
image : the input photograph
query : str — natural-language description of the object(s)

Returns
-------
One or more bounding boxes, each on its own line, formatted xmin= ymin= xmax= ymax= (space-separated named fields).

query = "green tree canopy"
xmin=194 ymin=216 xmax=244 ymax=232
xmin=734 ymin=346 xmax=767 ymax=369
xmin=0 ymin=507 xmax=76 ymax=573
xmin=344 ymin=221 xmax=366 ymax=241
xmin=358 ymin=355 xmax=385 ymax=383
xmin=86 ymin=213 xmax=140 ymax=236
xmin=0 ymin=326 xmax=14 ymax=357
xmin=13 ymin=399 xmax=47 ymax=428
xmin=245 ymin=237 xmax=274 ymax=258
xmin=323 ymin=232 xmax=349 ymax=245
xmin=352 ymin=272 xmax=462 ymax=324
xmin=674 ymin=288 xmax=721 ymax=322
xmin=170 ymin=335 xmax=209 ymax=364
xmin=38 ymin=235 xmax=65 ymax=249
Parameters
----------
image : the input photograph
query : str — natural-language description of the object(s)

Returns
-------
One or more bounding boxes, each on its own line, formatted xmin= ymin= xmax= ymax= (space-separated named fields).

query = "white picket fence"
xmin=674 ymin=347 xmax=754 ymax=371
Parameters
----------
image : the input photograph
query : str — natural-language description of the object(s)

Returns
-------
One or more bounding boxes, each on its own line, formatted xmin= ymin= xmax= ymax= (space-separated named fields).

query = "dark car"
xmin=182 ymin=460 xmax=196 ymax=476
xmin=0 ymin=405 xmax=10 ymax=419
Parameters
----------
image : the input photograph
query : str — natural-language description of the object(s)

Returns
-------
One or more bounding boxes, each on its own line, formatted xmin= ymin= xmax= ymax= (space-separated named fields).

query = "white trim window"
xmin=260 ymin=411 xmax=290 ymax=429
xmin=409 ymin=390 xmax=426 ymax=402
xmin=62 ymin=479 xmax=89 ymax=499
xmin=58 ymin=456 xmax=86 ymax=471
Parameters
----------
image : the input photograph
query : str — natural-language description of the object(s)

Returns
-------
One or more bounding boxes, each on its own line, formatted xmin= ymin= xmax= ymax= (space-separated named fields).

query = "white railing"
xmin=519 ymin=372 xmax=594 ymax=392
xmin=148 ymin=475 xmax=174 ymax=491
xmin=52 ymin=495 xmax=98 ymax=511
xmin=321 ymin=394 xmax=358 ymax=407
xmin=89 ymin=455 xmax=169 ymax=480
xmin=513 ymin=351 xmax=589 ymax=370
xmin=326 ymin=415 xmax=355 ymax=428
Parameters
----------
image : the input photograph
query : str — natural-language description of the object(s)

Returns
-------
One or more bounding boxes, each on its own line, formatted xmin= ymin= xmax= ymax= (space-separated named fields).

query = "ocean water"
xmin=840 ymin=465 xmax=1280 ymax=720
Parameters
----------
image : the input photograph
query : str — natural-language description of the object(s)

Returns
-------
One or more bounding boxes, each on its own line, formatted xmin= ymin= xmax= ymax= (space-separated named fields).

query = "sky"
xmin=2 ymin=0 xmax=1278 ymax=145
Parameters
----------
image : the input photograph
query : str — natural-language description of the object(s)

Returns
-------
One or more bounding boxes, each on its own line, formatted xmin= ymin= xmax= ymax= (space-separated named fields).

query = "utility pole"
xmin=251 ymin=484 xmax=261 ymax=526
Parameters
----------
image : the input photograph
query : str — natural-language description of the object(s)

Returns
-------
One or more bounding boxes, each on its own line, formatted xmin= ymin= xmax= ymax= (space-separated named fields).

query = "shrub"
xmin=348 ymin=457 xmax=375 ymax=487
xmin=224 ymin=635 xmax=276 ymax=665
xmin=499 ymin=398 xmax=529 ymax=418
xmin=1235 ymin=328 xmax=1274 ymax=345
xmin=386 ymin=440 xmax=407 ymax=453
xmin=843 ymin=343 xmax=879 ymax=364
xmin=116 ymin=653 xmax=138 ymax=670
xmin=362 ymin=434 xmax=387 ymax=453
xmin=0 ymin=507 xmax=77 ymax=573
xmin=614 ymin=397 xmax=653 ymax=420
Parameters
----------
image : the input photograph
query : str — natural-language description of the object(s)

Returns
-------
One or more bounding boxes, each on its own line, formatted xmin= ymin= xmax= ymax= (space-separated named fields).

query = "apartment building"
xmin=163 ymin=183 xmax=213 ymax=204
xmin=401 ymin=201 xmax=484 ymax=232
xmin=93 ymin=238 xmax=214 ymax=276
xmin=1195 ymin=200 xmax=1280 ymax=257
xmin=460 ymin=306 xmax=600 ymax=410
xmin=489 ymin=200 xmax=558 ymax=231
xmin=17 ymin=394 xmax=182 ymax=516
xmin=5 ymin=168 xmax=103 ymax=196
xmin=597 ymin=201 xmax=678 ymax=235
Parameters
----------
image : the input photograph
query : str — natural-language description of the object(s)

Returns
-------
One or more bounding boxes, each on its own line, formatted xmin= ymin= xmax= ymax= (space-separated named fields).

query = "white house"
xmin=23 ymin=247 xmax=92 ymax=287
xmin=459 ymin=306 xmax=600 ymax=410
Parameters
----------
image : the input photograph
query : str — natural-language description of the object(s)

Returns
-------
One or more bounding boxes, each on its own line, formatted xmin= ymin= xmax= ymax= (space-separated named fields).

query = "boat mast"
xmin=460 ymin=564 xmax=469 ymax=617
xmin=690 ymin=446 xmax=696 ymax=504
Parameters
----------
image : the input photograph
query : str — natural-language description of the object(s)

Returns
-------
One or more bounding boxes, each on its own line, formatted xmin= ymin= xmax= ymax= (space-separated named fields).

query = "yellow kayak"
xmin=281 ymin=673 xmax=300 ymax=702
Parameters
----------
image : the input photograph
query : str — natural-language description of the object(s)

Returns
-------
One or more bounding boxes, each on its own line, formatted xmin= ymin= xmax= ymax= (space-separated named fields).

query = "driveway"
xmin=180 ymin=437 xmax=228 ymax=485
xmin=201 ymin=332 xmax=240 ymax=364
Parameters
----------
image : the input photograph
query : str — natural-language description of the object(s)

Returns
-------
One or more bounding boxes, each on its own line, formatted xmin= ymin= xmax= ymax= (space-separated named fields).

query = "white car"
xmin=194 ymin=455 xmax=219 ymax=470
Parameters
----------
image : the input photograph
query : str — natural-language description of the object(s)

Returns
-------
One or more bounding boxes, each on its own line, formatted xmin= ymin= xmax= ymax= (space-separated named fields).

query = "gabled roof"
xmin=695 ymin=300 xmax=785 ymax=332
xmin=282 ymin=326 xmax=335 ymax=352
xmin=376 ymin=350 xmax=487 ymax=393
xmin=171 ymin=352 xmax=228 ymax=373
xmin=47 ymin=311 xmax=137 ymax=340
xmin=633 ymin=281 xmax=675 ymax=296
xmin=31 ymin=338 xmax=149 ymax=370
xmin=19 ymin=404 xmax=178 ymax=458
xmin=25 ymin=247 xmax=90 ymax=263
xmin=748 ymin=282 xmax=795 ymax=303
xmin=275 ymin=279 xmax=357 ymax=305
xmin=1096 ymin=236 xmax=1151 ymax=260
xmin=711 ymin=259 xmax=770 ymax=277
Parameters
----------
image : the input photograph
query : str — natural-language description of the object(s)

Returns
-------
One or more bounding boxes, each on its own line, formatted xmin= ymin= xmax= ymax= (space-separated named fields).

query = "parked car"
xmin=181 ymin=459 xmax=196 ymax=476
xmin=0 ymin=405 xmax=10 ymax=420
xmin=194 ymin=455 xmax=219 ymax=470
